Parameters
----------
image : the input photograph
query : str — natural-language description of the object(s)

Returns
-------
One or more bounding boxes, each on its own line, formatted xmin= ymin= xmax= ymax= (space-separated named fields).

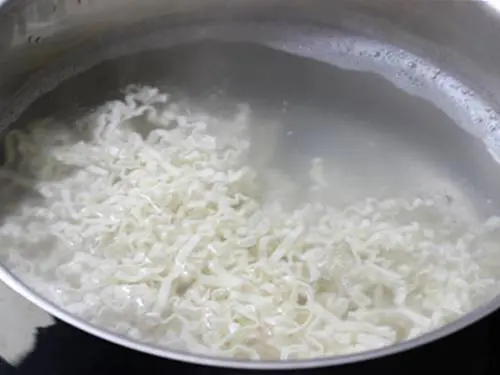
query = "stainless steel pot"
xmin=1 ymin=0 xmax=500 ymax=370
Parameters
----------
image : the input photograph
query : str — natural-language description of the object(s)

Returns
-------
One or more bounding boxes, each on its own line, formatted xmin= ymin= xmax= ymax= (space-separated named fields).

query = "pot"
xmin=1 ymin=0 xmax=500 ymax=370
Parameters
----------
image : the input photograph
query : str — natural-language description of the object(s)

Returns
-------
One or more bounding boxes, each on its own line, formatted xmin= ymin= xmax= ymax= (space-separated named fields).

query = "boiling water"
xmin=2 ymin=21 xmax=500 ymax=215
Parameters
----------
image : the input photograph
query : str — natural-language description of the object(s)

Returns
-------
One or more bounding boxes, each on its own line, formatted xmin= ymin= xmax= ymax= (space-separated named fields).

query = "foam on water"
xmin=2 ymin=21 xmax=500 ymax=163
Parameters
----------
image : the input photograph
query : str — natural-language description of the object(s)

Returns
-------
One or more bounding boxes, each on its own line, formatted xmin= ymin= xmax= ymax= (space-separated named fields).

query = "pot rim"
xmin=1 ymin=265 xmax=498 ymax=369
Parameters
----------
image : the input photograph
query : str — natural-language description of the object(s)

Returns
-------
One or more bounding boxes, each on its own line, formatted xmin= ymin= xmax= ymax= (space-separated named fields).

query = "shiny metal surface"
xmin=1 ymin=0 xmax=500 ymax=370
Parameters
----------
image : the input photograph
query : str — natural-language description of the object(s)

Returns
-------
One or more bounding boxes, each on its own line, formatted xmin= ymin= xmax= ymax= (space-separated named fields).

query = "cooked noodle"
xmin=0 ymin=86 xmax=498 ymax=359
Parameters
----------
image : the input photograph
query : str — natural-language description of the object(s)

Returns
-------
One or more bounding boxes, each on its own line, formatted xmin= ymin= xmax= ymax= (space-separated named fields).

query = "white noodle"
xmin=0 ymin=85 xmax=499 ymax=360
